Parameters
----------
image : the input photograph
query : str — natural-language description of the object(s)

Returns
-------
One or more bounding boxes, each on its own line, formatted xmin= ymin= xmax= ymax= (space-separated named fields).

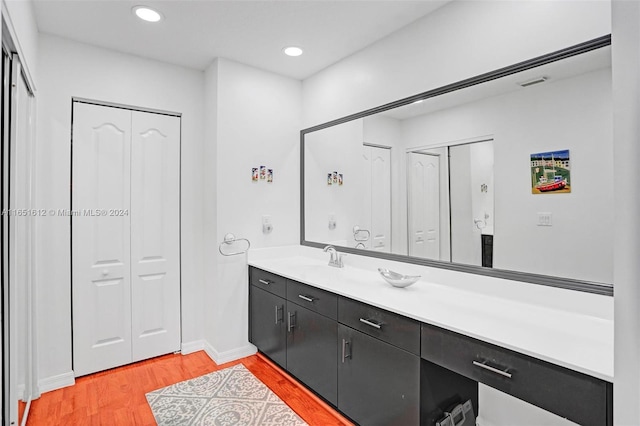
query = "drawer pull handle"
xmin=298 ymin=294 xmax=315 ymax=302
xmin=274 ymin=305 xmax=283 ymax=325
xmin=287 ymin=312 xmax=296 ymax=332
xmin=473 ymin=360 xmax=512 ymax=379
xmin=258 ymin=279 xmax=272 ymax=285
xmin=341 ymin=339 xmax=351 ymax=363
xmin=359 ymin=318 xmax=382 ymax=329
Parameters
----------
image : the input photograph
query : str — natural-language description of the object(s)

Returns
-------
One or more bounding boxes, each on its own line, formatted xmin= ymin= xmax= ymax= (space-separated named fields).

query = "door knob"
xmin=102 ymin=269 xmax=109 ymax=276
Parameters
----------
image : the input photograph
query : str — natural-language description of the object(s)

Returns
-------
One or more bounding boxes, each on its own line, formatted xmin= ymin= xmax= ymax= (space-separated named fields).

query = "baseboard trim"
xmin=203 ymin=342 xmax=257 ymax=365
xmin=38 ymin=371 xmax=75 ymax=394
xmin=181 ymin=340 xmax=206 ymax=355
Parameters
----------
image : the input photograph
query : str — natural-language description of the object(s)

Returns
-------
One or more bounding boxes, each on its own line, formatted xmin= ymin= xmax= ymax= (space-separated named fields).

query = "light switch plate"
xmin=537 ymin=212 xmax=552 ymax=226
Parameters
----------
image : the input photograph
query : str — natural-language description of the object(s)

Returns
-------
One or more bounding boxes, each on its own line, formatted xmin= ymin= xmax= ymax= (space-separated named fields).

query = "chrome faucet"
xmin=323 ymin=245 xmax=345 ymax=268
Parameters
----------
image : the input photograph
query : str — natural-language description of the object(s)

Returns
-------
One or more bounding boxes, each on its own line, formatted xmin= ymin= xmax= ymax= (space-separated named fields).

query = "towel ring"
xmin=353 ymin=226 xmax=371 ymax=242
xmin=219 ymin=233 xmax=251 ymax=256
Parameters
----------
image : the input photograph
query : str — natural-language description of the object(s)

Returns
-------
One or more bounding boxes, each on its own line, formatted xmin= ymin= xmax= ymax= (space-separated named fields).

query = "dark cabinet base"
xmin=286 ymin=301 xmax=338 ymax=405
xmin=249 ymin=267 xmax=612 ymax=426
xmin=337 ymin=324 xmax=420 ymax=426
xmin=249 ymin=285 xmax=286 ymax=368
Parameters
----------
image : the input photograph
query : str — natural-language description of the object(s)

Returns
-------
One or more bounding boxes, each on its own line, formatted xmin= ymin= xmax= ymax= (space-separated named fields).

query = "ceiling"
xmin=32 ymin=0 xmax=449 ymax=80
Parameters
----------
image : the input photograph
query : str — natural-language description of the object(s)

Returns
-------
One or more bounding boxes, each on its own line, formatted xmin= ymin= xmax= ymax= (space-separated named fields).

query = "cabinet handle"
xmin=274 ymin=305 xmax=283 ymax=325
xmin=472 ymin=360 xmax=512 ymax=379
xmin=258 ymin=279 xmax=271 ymax=285
xmin=298 ymin=294 xmax=315 ymax=302
xmin=341 ymin=338 xmax=351 ymax=363
xmin=287 ymin=312 xmax=296 ymax=332
xmin=359 ymin=318 xmax=382 ymax=329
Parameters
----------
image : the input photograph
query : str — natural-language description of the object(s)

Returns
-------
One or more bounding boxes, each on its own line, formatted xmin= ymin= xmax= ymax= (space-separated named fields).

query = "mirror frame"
xmin=300 ymin=35 xmax=613 ymax=296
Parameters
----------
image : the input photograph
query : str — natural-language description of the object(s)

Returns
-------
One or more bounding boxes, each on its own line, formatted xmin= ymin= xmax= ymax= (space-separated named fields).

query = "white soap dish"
xmin=378 ymin=268 xmax=420 ymax=288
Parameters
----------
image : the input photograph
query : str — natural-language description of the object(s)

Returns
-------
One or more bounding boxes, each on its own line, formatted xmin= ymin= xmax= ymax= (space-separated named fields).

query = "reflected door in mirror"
xmin=450 ymin=141 xmax=494 ymax=267
xmin=407 ymin=152 xmax=440 ymax=259
xmin=359 ymin=145 xmax=391 ymax=252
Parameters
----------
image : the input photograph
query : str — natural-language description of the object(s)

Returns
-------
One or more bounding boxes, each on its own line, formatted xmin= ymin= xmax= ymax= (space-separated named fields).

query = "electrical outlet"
xmin=262 ymin=215 xmax=273 ymax=234
xmin=537 ymin=212 xmax=552 ymax=226
xmin=328 ymin=213 xmax=336 ymax=230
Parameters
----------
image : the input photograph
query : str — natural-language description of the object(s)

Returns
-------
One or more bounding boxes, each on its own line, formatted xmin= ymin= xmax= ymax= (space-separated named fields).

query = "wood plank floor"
xmin=26 ymin=351 xmax=352 ymax=425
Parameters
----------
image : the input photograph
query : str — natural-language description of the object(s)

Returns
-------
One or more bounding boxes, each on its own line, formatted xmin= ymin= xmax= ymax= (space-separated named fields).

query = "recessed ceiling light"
xmin=133 ymin=6 xmax=163 ymax=23
xmin=283 ymin=46 xmax=304 ymax=57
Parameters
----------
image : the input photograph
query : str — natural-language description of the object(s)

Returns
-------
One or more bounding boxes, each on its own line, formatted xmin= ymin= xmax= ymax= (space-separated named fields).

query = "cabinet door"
xmin=250 ymin=285 xmax=286 ymax=368
xmin=286 ymin=301 xmax=337 ymax=405
xmin=338 ymin=324 xmax=420 ymax=425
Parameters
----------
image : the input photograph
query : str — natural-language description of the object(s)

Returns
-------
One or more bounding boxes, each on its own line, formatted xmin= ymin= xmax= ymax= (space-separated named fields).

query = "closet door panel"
xmin=131 ymin=111 xmax=180 ymax=361
xmin=72 ymin=103 xmax=132 ymax=376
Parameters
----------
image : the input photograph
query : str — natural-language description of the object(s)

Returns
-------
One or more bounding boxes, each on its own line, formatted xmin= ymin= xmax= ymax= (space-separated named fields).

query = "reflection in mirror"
xmin=407 ymin=139 xmax=494 ymax=267
xmin=303 ymin=41 xmax=612 ymax=286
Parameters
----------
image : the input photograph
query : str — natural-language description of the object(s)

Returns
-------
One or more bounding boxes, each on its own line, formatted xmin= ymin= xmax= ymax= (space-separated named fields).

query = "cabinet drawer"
xmin=250 ymin=267 xmax=286 ymax=298
xmin=421 ymin=323 xmax=612 ymax=426
xmin=286 ymin=280 xmax=337 ymax=320
xmin=338 ymin=296 xmax=420 ymax=355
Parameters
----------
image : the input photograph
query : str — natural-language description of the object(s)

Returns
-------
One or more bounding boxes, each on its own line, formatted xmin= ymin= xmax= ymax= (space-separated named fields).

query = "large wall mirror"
xmin=301 ymin=36 xmax=613 ymax=295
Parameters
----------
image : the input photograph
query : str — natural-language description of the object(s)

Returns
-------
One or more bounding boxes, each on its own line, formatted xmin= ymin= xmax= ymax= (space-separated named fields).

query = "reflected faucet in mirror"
xmin=323 ymin=245 xmax=345 ymax=268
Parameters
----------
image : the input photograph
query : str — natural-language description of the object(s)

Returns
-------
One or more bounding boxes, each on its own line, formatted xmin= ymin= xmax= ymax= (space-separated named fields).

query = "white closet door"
xmin=130 ymin=111 xmax=180 ymax=361
xmin=407 ymin=152 xmax=440 ymax=259
xmin=72 ymin=103 xmax=132 ymax=376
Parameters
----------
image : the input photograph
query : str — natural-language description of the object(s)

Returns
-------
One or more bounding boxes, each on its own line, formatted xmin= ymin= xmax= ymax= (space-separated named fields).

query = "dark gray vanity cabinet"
xmin=249 ymin=268 xmax=287 ymax=368
xmin=249 ymin=266 xmax=613 ymax=426
xmin=285 ymin=281 xmax=338 ymax=405
xmin=337 ymin=296 xmax=421 ymax=425
xmin=338 ymin=324 xmax=420 ymax=425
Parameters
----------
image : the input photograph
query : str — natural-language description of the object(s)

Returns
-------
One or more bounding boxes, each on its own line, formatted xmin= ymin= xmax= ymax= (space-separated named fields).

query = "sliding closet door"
xmin=130 ymin=111 xmax=180 ymax=361
xmin=1 ymin=46 xmax=11 ymax=426
xmin=72 ymin=103 xmax=132 ymax=376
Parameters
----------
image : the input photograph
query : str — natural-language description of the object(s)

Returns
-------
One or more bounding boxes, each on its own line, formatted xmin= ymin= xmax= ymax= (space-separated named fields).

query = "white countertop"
xmin=248 ymin=245 xmax=613 ymax=382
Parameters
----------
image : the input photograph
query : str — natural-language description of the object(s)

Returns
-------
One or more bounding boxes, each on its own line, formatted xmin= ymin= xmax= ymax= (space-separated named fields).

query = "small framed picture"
xmin=327 ymin=173 xmax=333 ymax=185
xmin=332 ymin=171 xmax=338 ymax=184
xmin=530 ymin=149 xmax=571 ymax=194
xmin=252 ymin=167 xmax=259 ymax=182
xmin=267 ymin=169 xmax=273 ymax=183
xmin=338 ymin=174 xmax=343 ymax=186
xmin=260 ymin=166 xmax=266 ymax=180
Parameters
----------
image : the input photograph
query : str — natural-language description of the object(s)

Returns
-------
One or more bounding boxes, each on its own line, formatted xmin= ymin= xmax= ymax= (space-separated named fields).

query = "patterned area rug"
xmin=146 ymin=363 xmax=308 ymax=426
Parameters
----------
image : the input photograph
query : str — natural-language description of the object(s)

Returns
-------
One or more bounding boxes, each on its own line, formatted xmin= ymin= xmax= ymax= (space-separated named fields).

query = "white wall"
xmin=399 ymin=69 xmax=612 ymax=283
xmin=35 ymin=34 xmax=205 ymax=386
xmin=612 ymin=1 xmax=640 ymax=424
xmin=203 ymin=58 xmax=301 ymax=361
xmin=302 ymin=0 xmax=611 ymax=127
